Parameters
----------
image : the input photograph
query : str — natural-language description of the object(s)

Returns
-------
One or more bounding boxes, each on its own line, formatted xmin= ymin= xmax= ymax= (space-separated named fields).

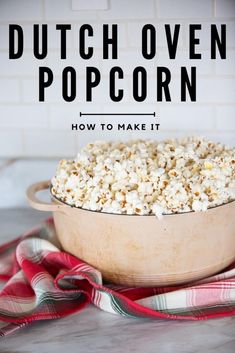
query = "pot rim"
xmin=50 ymin=184 xmax=235 ymax=217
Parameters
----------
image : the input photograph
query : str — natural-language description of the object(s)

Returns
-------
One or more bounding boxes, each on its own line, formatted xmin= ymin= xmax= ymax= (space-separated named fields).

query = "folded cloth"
xmin=0 ymin=218 xmax=235 ymax=337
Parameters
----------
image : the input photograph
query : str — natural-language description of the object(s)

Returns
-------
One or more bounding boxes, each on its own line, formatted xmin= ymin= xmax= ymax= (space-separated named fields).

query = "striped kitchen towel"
xmin=0 ymin=218 xmax=235 ymax=337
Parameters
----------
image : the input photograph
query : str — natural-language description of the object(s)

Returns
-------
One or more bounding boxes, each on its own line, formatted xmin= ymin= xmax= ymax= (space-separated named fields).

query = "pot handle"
xmin=26 ymin=180 xmax=67 ymax=212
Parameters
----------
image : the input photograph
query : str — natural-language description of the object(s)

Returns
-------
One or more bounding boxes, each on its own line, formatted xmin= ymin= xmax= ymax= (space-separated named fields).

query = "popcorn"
xmin=51 ymin=137 xmax=235 ymax=217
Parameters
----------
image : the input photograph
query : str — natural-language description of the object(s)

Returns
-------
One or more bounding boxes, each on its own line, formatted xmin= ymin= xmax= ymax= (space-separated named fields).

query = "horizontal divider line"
xmin=80 ymin=112 xmax=156 ymax=116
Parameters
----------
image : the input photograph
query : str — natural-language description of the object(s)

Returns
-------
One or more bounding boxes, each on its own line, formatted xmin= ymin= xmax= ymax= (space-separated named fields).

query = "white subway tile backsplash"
xmin=22 ymin=79 xmax=41 ymax=103
xmin=159 ymin=106 xmax=214 ymax=130
xmin=158 ymin=49 xmax=215 ymax=75
xmin=46 ymin=51 xmax=103 ymax=77
xmin=100 ymin=49 xmax=156 ymax=76
xmin=97 ymin=103 xmax=158 ymax=126
xmin=0 ymin=105 xmax=48 ymax=129
xmin=44 ymin=0 xmax=97 ymax=20
xmin=215 ymin=49 xmax=235 ymax=74
xmin=0 ymin=79 xmax=20 ymax=102
xmin=72 ymin=0 xmax=108 ymax=11
xmin=22 ymin=77 xmax=63 ymax=103
xmin=0 ymin=52 xmax=49 ymax=77
xmin=99 ymin=0 xmax=155 ymax=20
xmin=50 ymin=104 xmax=103 ymax=129
xmin=24 ymin=130 xmax=76 ymax=157
xmin=157 ymin=0 xmax=213 ymax=19
xmin=0 ymin=0 xmax=234 ymax=157
xmin=215 ymin=0 xmax=235 ymax=18
xmin=0 ymin=25 xmax=10 ymax=50
xmin=0 ymin=131 xmax=23 ymax=157
xmin=96 ymin=102 xmax=158 ymax=114
xmin=219 ymin=21 xmax=235 ymax=48
xmin=216 ymin=106 xmax=235 ymax=130
xmin=0 ymin=0 xmax=42 ymax=21
xmin=197 ymin=78 xmax=235 ymax=103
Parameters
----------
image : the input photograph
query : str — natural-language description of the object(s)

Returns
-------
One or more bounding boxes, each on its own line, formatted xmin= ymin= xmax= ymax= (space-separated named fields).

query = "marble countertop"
xmin=0 ymin=159 xmax=235 ymax=352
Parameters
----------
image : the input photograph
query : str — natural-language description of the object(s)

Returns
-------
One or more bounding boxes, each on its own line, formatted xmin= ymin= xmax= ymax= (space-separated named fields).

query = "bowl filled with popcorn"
xmin=27 ymin=137 xmax=235 ymax=287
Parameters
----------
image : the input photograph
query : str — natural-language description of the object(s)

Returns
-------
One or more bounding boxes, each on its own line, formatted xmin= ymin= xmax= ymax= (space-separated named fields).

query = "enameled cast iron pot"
xmin=27 ymin=180 xmax=235 ymax=287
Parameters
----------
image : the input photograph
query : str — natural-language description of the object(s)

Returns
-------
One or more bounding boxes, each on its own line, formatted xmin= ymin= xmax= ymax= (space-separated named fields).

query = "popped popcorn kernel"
xmin=204 ymin=161 xmax=214 ymax=170
xmin=51 ymin=137 xmax=235 ymax=216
